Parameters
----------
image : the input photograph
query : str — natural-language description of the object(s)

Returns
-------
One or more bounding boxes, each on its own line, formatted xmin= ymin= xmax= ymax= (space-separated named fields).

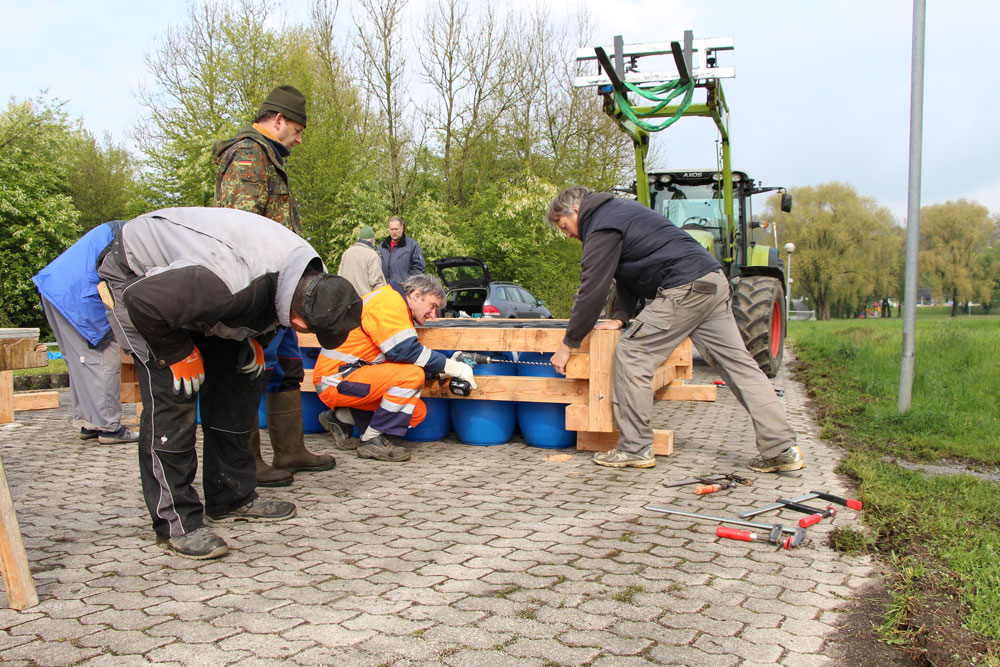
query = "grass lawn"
xmin=11 ymin=358 xmax=67 ymax=377
xmin=788 ymin=312 xmax=1000 ymax=664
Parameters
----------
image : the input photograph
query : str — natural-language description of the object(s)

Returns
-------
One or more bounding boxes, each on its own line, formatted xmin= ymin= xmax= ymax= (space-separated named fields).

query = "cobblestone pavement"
xmin=0 ymin=351 xmax=872 ymax=665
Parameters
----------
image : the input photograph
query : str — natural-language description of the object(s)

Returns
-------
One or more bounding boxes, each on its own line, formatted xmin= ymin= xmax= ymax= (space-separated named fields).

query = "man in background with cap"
xmin=338 ymin=225 xmax=386 ymax=299
xmin=213 ymin=84 xmax=335 ymax=487
xmin=97 ymin=207 xmax=362 ymax=560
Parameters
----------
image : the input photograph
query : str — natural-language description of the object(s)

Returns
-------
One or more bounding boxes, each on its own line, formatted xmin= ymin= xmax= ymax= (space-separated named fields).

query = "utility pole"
xmin=898 ymin=0 xmax=926 ymax=413
xmin=784 ymin=243 xmax=795 ymax=315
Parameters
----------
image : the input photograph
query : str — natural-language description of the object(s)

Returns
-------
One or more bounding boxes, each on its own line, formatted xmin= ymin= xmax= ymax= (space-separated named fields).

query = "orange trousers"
xmin=316 ymin=362 xmax=426 ymax=436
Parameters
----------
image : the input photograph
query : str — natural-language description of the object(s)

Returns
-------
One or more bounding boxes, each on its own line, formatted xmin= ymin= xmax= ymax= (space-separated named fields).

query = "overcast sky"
xmin=3 ymin=0 xmax=997 ymax=222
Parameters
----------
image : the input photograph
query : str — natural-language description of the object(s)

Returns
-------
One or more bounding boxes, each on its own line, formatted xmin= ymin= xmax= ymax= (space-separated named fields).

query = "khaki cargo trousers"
xmin=612 ymin=269 xmax=797 ymax=458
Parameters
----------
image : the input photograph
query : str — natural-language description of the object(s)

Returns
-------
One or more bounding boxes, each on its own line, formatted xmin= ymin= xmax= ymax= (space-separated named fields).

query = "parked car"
xmin=431 ymin=257 xmax=553 ymax=319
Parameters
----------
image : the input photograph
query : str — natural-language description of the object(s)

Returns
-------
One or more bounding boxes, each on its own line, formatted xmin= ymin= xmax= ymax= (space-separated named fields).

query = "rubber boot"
xmin=249 ymin=423 xmax=294 ymax=487
xmin=267 ymin=390 xmax=337 ymax=473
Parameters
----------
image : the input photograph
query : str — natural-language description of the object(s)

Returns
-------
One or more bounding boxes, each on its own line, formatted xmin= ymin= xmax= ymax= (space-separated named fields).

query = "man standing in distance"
xmin=338 ymin=225 xmax=386 ymax=298
xmin=213 ymin=85 xmax=335 ymax=487
xmin=377 ymin=216 xmax=425 ymax=283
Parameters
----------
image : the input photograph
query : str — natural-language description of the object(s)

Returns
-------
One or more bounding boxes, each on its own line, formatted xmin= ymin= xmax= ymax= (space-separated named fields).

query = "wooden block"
xmin=564 ymin=404 xmax=593 ymax=432
xmin=0 ymin=371 xmax=11 ymax=424
xmin=651 ymin=363 xmax=679 ymax=391
xmin=586 ymin=329 xmax=617 ymax=432
xmin=655 ymin=382 xmax=717 ymax=401
xmin=120 ymin=383 xmax=142 ymax=404
xmin=0 ymin=336 xmax=47 ymax=372
xmin=575 ymin=429 xmax=673 ymax=456
xmin=11 ymin=392 xmax=59 ymax=412
xmin=0 ymin=456 xmax=38 ymax=610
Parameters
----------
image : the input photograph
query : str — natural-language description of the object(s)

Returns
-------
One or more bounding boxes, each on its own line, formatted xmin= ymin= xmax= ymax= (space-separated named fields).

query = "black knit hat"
xmin=259 ymin=85 xmax=307 ymax=127
xmin=302 ymin=274 xmax=362 ymax=349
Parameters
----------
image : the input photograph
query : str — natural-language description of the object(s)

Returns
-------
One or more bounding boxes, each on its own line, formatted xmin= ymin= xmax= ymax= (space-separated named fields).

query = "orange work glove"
xmin=170 ymin=346 xmax=205 ymax=397
xmin=238 ymin=338 xmax=266 ymax=378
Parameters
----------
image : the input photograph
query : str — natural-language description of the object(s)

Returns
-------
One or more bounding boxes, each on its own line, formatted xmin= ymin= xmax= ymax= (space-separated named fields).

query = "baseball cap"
xmin=302 ymin=274 xmax=362 ymax=349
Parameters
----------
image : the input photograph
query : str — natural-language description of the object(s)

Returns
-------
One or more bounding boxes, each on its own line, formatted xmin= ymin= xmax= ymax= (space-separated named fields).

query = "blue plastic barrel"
xmin=403 ymin=398 xmax=452 ymax=441
xmin=450 ymin=352 xmax=516 ymax=446
xmin=515 ymin=352 xmax=576 ymax=449
xmin=300 ymin=347 xmax=325 ymax=434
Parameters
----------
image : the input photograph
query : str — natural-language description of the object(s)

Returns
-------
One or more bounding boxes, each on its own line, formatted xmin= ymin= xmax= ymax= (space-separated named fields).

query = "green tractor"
xmin=576 ymin=33 xmax=792 ymax=376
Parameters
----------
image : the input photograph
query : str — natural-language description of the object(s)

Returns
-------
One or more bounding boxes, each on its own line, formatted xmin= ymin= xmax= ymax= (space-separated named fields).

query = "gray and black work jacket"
xmin=97 ymin=207 xmax=322 ymax=368
xmin=564 ymin=193 xmax=721 ymax=348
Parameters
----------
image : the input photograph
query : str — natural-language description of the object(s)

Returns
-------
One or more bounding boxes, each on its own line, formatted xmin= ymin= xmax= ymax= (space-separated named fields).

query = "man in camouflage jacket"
xmin=212 ymin=85 xmax=304 ymax=235
xmin=213 ymin=85 xmax=336 ymax=487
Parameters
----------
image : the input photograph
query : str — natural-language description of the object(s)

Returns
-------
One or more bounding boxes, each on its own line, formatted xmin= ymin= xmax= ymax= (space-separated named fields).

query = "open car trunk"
xmin=432 ymin=257 xmax=491 ymax=318
xmin=440 ymin=287 xmax=488 ymax=318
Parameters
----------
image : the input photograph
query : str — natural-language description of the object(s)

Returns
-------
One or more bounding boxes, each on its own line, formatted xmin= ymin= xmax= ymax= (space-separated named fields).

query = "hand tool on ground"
xmin=773 ymin=499 xmax=837 ymax=528
xmin=665 ymin=472 xmax=753 ymax=495
xmin=644 ymin=504 xmax=807 ymax=549
xmin=739 ymin=489 xmax=863 ymax=519
xmin=716 ymin=525 xmax=796 ymax=548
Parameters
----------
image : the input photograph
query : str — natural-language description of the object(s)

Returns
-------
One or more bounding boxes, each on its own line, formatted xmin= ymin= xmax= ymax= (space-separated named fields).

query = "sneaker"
xmin=318 ymin=409 xmax=357 ymax=451
xmin=205 ymin=497 xmax=297 ymax=524
xmin=593 ymin=447 xmax=656 ymax=468
xmin=357 ymin=434 xmax=410 ymax=462
xmin=748 ymin=445 xmax=806 ymax=473
xmin=156 ymin=526 xmax=228 ymax=560
xmin=79 ymin=427 xmax=100 ymax=441
xmin=97 ymin=425 xmax=139 ymax=444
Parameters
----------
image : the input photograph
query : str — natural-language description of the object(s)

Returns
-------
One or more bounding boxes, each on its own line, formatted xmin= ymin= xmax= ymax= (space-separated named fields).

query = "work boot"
xmin=318 ymin=409 xmax=357 ymax=451
xmin=205 ymin=497 xmax=297 ymax=524
xmin=249 ymin=425 xmax=294 ymax=487
xmin=97 ymin=425 xmax=139 ymax=444
xmin=157 ymin=526 xmax=228 ymax=560
xmin=267 ymin=390 xmax=337 ymax=473
xmin=593 ymin=446 xmax=656 ymax=468
xmin=748 ymin=445 xmax=806 ymax=473
xmin=357 ymin=434 xmax=410 ymax=462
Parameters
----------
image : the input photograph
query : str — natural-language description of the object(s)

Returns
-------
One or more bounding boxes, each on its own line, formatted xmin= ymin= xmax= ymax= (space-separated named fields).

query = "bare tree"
xmin=355 ymin=0 xmax=420 ymax=215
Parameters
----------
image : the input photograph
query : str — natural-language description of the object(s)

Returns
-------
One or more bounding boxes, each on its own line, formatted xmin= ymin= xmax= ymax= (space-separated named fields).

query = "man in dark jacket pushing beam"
xmin=547 ymin=187 xmax=804 ymax=472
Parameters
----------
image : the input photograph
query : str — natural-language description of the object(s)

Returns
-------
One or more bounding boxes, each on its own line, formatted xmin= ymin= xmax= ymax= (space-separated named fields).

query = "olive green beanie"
xmin=259 ymin=85 xmax=307 ymax=127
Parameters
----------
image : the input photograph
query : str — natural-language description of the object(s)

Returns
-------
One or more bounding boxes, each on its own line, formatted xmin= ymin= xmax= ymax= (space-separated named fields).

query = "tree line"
xmin=764 ymin=185 xmax=1000 ymax=319
xmin=2 ymin=0 xmax=997 ymax=330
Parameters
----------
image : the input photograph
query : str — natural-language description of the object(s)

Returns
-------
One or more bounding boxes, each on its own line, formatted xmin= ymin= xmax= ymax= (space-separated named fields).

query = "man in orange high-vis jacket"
xmin=314 ymin=274 xmax=477 ymax=462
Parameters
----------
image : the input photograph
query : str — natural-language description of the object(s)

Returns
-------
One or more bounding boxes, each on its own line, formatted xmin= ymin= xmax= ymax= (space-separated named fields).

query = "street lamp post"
xmin=783 ymin=243 xmax=795 ymax=315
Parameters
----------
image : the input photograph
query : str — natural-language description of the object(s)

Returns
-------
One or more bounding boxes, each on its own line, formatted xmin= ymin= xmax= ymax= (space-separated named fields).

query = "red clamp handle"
xmin=717 ymin=526 xmax=755 ymax=542
xmin=695 ymin=483 xmax=723 ymax=495
xmin=799 ymin=513 xmax=823 ymax=528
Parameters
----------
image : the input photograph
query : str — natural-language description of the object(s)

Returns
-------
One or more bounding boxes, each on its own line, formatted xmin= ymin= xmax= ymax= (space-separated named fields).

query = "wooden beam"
xmin=655 ymin=382 xmax=718 ymax=401
xmin=586 ymin=329 xmax=617 ymax=433
xmin=575 ymin=429 xmax=674 ymax=456
xmin=0 ymin=371 xmax=12 ymax=424
xmin=0 ymin=456 xmax=38 ymax=610
xmin=304 ymin=369 xmax=590 ymax=404
xmin=421 ymin=376 xmax=589 ymax=403
xmin=11 ymin=392 xmax=59 ymax=412
xmin=651 ymin=363 xmax=679 ymax=391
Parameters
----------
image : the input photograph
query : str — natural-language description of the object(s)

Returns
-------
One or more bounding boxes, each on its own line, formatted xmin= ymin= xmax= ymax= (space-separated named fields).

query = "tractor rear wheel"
xmin=731 ymin=275 xmax=785 ymax=378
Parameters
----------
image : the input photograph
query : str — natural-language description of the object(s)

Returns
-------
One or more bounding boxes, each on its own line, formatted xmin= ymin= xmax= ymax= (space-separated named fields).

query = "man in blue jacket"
xmin=32 ymin=222 xmax=137 ymax=444
xmin=378 ymin=216 xmax=425 ymax=283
